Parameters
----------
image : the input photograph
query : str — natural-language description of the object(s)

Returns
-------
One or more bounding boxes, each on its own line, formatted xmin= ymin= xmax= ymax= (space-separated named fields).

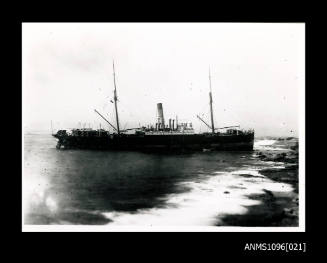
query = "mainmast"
xmin=112 ymin=60 xmax=120 ymax=134
xmin=209 ymin=68 xmax=215 ymax=134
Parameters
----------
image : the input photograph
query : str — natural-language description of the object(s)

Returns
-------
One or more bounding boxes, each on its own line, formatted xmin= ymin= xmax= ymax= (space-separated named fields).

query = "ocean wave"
xmin=254 ymin=139 xmax=290 ymax=151
xmin=103 ymin=167 xmax=293 ymax=226
xmin=255 ymin=140 xmax=276 ymax=146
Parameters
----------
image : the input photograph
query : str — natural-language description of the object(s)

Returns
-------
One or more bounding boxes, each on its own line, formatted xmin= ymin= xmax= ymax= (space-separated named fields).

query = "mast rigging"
xmin=196 ymin=115 xmax=212 ymax=130
xmin=113 ymin=60 xmax=120 ymax=134
xmin=94 ymin=109 xmax=117 ymax=131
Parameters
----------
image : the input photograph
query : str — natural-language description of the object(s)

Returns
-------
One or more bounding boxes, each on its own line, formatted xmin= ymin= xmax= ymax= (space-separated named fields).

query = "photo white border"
xmin=21 ymin=22 xmax=305 ymax=232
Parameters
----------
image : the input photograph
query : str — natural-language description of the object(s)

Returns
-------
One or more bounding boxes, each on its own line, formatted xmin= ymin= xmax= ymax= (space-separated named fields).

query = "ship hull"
xmin=53 ymin=133 xmax=254 ymax=151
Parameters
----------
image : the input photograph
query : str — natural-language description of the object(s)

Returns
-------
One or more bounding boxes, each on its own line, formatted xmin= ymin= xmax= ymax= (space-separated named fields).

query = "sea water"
xmin=23 ymin=133 xmax=296 ymax=226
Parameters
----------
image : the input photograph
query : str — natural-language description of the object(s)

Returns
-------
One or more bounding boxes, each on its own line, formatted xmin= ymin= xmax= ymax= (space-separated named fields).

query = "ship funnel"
xmin=169 ymin=119 xmax=171 ymax=129
xmin=157 ymin=103 xmax=165 ymax=127
xmin=172 ymin=119 xmax=175 ymax=131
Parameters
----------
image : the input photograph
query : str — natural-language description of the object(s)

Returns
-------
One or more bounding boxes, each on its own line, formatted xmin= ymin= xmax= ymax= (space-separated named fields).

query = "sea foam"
xmin=103 ymin=166 xmax=293 ymax=226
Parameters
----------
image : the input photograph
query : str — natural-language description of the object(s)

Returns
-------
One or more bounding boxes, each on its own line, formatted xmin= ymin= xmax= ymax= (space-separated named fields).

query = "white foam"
xmin=262 ymin=147 xmax=289 ymax=151
xmin=103 ymin=169 xmax=293 ymax=226
xmin=232 ymin=170 xmax=264 ymax=177
xmin=254 ymin=140 xmax=288 ymax=151
xmin=255 ymin=140 xmax=276 ymax=146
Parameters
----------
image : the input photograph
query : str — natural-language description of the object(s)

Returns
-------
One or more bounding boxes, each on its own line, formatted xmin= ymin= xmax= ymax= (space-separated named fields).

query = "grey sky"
xmin=23 ymin=23 xmax=304 ymax=137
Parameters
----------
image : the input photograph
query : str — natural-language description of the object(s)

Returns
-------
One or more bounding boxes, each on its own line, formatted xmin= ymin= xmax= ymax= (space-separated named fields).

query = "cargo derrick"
xmin=53 ymin=63 xmax=254 ymax=151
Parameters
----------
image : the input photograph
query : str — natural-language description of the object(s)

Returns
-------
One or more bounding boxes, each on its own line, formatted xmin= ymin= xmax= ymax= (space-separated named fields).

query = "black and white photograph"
xmin=22 ymin=22 xmax=305 ymax=232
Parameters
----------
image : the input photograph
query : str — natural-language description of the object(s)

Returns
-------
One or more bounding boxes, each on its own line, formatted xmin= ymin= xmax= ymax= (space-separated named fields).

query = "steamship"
xmin=53 ymin=62 xmax=254 ymax=151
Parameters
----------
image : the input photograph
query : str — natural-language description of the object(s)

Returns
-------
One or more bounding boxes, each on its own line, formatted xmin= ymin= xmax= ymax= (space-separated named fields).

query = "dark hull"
xmin=54 ymin=133 xmax=254 ymax=151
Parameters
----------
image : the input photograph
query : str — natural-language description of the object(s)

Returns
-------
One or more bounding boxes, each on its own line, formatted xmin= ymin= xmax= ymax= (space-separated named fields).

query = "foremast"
xmin=209 ymin=68 xmax=215 ymax=134
xmin=112 ymin=60 xmax=120 ymax=134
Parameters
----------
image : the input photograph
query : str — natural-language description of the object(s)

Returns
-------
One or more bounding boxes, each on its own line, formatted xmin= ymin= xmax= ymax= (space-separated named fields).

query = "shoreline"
xmin=218 ymin=140 xmax=299 ymax=227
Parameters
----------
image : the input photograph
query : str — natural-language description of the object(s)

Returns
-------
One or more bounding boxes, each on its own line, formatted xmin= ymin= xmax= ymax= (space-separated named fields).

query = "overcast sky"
xmin=23 ymin=23 xmax=304 ymax=137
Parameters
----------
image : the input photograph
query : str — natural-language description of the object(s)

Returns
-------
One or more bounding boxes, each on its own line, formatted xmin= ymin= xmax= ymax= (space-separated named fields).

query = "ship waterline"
xmin=54 ymin=131 xmax=254 ymax=151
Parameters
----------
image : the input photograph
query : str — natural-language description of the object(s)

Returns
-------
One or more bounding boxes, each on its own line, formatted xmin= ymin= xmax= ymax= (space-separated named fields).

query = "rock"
xmin=290 ymin=145 xmax=298 ymax=151
xmin=283 ymin=208 xmax=297 ymax=218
